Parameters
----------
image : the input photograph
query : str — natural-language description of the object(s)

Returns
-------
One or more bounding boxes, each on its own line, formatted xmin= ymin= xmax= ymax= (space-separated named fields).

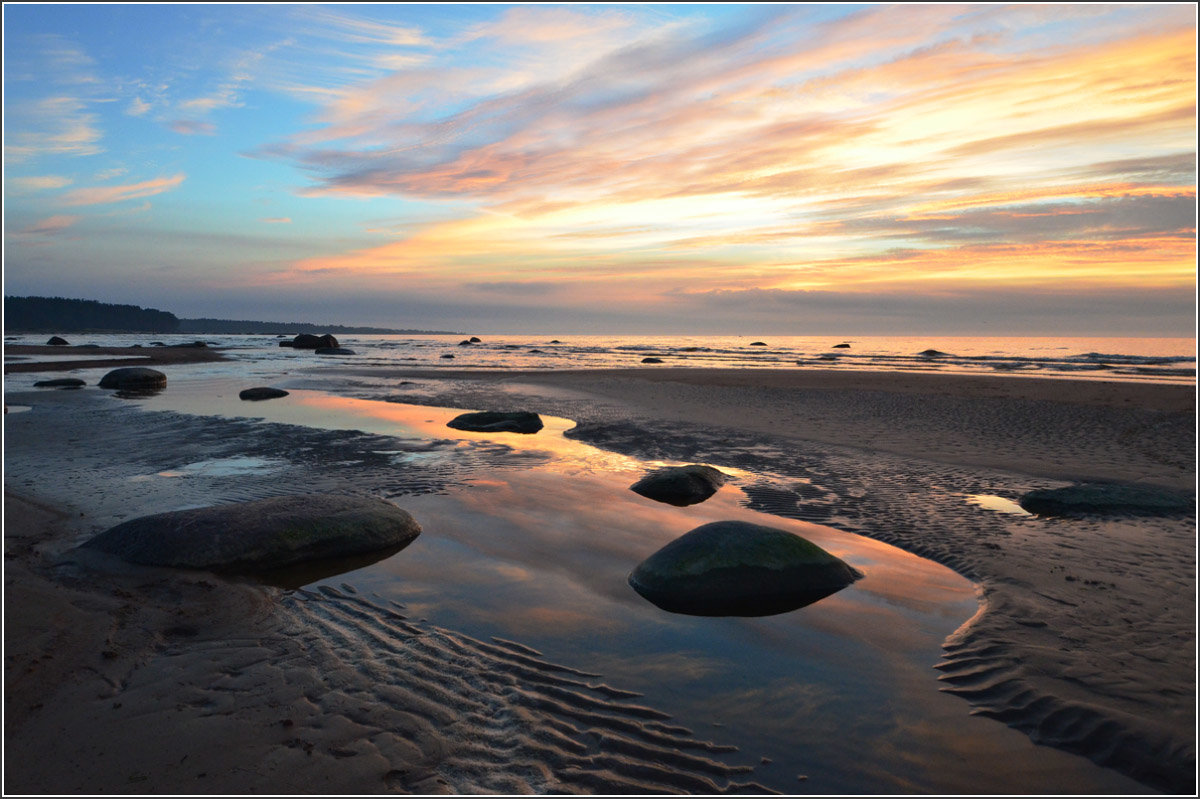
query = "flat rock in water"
xmin=80 ymin=494 xmax=421 ymax=572
xmin=631 ymin=465 xmax=727 ymax=506
xmin=642 ymin=357 xmax=664 ymax=364
xmin=98 ymin=367 xmax=167 ymax=390
xmin=239 ymin=387 xmax=290 ymax=401
xmin=33 ymin=378 xmax=86 ymax=388
xmin=447 ymin=410 xmax=543 ymax=434
xmin=832 ymin=343 xmax=851 ymax=349
xmin=629 ymin=520 xmax=862 ymax=616
xmin=1019 ymin=483 xmax=1193 ymax=517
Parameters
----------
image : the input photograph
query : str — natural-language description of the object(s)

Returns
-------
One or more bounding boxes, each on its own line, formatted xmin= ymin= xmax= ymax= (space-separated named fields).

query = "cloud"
xmin=126 ymin=97 xmax=151 ymax=116
xmin=8 ymin=175 xmax=73 ymax=191
xmin=260 ymin=217 xmax=292 ymax=224
xmin=15 ymin=214 xmax=81 ymax=237
xmin=61 ymin=174 xmax=186 ymax=206
xmin=4 ymin=96 xmax=103 ymax=161
xmin=169 ymin=119 xmax=217 ymax=136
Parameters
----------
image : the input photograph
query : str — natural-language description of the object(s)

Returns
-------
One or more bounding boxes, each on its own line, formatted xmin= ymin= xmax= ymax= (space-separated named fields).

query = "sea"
xmin=4 ymin=332 xmax=1196 ymax=383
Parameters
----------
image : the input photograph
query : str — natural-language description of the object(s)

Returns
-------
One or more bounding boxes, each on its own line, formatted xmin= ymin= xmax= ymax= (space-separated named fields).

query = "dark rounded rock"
xmin=629 ymin=520 xmax=862 ymax=616
xmin=642 ymin=357 xmax=664 ymax=364
xmin=832 ymin=343 xmax=851 ymax=349
xmin=447 ymin=410 xmax=544 ymax=434
xmin=317 ymin=334 xmax=339 ymax=349
xmin=528 ymin=349 xmax=543 ymax=354
xmin=1019 ymin=483 xmax=1193 ymax=517
xmin=98 ymin=367 xmax=167 ymax=390
xmin=291 ymin=333 xmax=322 ymax=349
xmin=919 ymin=349 xmax=950 ymax=357
xmin=46 ymin=336 xmax=69 ymax=346
xmin=549 ymin=339 xmax=562 ymax=344
xmin=239 ymin=387 xmax=290 ymax=401
xmin=440 ymin=353 xmax=455 ymax=359
xmin=631 ymin=465 xmax=727 ymax=506
xmin=33 ymin=378 xmax=86 ymax=388
xmin=315 ymin=347 xmax=356 ymax=355
xmin=80 ymin=494 xmax=420 ymax=572
xmin=169 ymin=341 xmax=207 ymax=348
xmin=458 ymin=339 xmax=474 ymax=346
xmin=750 ymin=341 xmax=767 ymax=346
xmin=469 ymin=336 xmax=482 ymax=343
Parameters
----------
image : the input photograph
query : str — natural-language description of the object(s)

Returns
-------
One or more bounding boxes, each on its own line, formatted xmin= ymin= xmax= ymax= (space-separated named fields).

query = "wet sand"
xmin=4 ymin=365 xmax=1195 ymax=793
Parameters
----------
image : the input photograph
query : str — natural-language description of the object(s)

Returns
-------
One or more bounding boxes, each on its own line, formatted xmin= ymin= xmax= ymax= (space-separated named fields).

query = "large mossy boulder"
xmin=447 ymin=410 xmax=543 ymax=434
xmin=629 ymin=520 xmax=862 ymax=616
xmin=631 ymin=465 xmax=726 ymax=506
xmin=1019 ymin=483 xmax=1193 ymax=517
xmin=80 ymin=494 xmax=420 ymax=572
xmin=98 ymin=367 xmax=167 ymax=390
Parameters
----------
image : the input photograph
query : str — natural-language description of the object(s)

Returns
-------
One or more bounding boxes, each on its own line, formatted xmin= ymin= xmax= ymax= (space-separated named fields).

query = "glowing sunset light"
xmin=3 ymin=3 xmax=1195 ymax=334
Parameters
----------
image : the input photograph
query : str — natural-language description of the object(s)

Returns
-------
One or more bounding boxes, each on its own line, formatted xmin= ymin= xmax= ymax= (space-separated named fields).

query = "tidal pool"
xmin=116 ymin=378 xmax=1145 ymax=794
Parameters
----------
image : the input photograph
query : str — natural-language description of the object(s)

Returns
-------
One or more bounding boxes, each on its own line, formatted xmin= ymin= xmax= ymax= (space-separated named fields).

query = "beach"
xmin=3 ymin=349 xmax=1195 ymax=794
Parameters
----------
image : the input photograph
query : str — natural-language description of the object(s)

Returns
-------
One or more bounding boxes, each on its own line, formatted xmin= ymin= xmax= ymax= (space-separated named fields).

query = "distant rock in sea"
xmin=833 ymin=343 xmax=851 ymax=349
xmin=629 ymin=520 xmax=863 ymax=616
xmin=750 ymin=341 xmax=767 ymax=346
xmin=469 ymin=336 xmax=482 ymax=343
xmin=1019 ymin=483 xmax=1193 ymax=517
xmin=291 ymin=333 xmax=340 ymax=349
xmin=631 ymin=465 xmax=727 ymax=506
xmin=33 ymin=378 xmax=86 ymax=389
xmin=239 ymin=387 xmax=289 ymax=401
xmin=441 ymin=353 xmax=455 ymax=359
xmin=919 ymin=349 xmax=949 ymax=357
xmin=447 ymin=410 xmax=544 ymax=434
xmin=46 ymin=336 xmax=69 ymax=346
xmin=80 ymin=494 xmax=421 ymax=572
xmin=642 ymin=357 xmax=664 ymax=364
xmin=98 ymin=367 xmax=167 ymax=390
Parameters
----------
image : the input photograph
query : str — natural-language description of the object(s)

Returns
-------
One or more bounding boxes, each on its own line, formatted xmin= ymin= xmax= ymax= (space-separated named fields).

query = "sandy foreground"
xmin=4 ymin=358 xmax=1196 ymax=793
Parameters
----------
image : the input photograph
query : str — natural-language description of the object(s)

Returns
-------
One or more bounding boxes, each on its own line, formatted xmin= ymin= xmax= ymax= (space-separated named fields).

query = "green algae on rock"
xmin=629 ymin=520 xmax=862 ymax=616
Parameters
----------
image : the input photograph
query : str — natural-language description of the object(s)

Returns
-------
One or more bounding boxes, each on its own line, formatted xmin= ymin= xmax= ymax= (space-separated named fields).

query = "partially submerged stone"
xmin=631 ymin=465 xmax=727 ymax=506
xmin=1019 ymin=483 xmax=1193 ymax=517
xmin=447 ymin=410 xmax=543 ymax=434
xmin=80 ymin=494 xmax=420 ymax=572
xmin=239 ymin=387 xmax=289 ymax=401
xmin=641 ymin=357 xmax=664 ymax=364
xmin=629 ymin=520 xmax=862 ymax=616
xmin=46 ymin=336 xmax=69 ymax=346
xmin=98 ymin=367 xmax=167 ymax=390
xmin=33 ymin=378 xmax=86 ymax=388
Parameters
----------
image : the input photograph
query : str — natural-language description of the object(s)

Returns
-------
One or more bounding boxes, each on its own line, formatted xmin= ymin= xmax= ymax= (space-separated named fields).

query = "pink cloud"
xmin=169 ymin=119 xmax=216 ymax=136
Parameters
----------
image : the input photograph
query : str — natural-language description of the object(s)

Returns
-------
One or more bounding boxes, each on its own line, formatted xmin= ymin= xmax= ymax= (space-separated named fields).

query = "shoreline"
xmin=3 ymin=344 xmax=228 ymax=374
xmin=4 ymin=364 xmax=1195 ymax=792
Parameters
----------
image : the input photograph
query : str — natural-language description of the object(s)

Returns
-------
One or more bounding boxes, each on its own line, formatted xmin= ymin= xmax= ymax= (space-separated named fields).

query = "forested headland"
xmin=4 ymin=296 xmax=180 ymax=333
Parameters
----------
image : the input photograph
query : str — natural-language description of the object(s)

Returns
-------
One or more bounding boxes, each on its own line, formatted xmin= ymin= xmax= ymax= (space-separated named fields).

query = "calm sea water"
xmin=6 ymin=332 xmax=1195 ymax=383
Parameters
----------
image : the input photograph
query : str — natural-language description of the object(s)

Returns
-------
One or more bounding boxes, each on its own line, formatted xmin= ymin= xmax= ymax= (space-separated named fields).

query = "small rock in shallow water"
xmin=98 ymin=367 xmax=167 ymax=390
xmin=629 ymin=520 xmax=862 ymax=616
xmin=447 ymin=410 xmax=543 ymax=434
xmin=239 ymin=387 xmax=289 ymax=401
xmin=33 ymin=378 xmax=86 ymax=388
xmin=631 ymin=465 xmax=726 ymax=506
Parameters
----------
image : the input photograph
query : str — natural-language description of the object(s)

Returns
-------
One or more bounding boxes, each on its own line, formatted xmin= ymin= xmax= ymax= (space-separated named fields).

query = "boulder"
xmin=447 ymin=410 xmax=543 ymax=434
xmin=458 ymin=339 xmax=475 ymax=346
xmin=469 ymin=336 xmax=482 ymax=343
xmin=832 ymin=343 xmax=851 ymax=349
xmin=80 ymin=494 xmax=420 ymax=572
xmin=1019 ymin=483 xmax=1193 ymax=517
xmin=440 ymin=353 xmax=455 ymax=359
xmin=46 ymin=336 xmax=69 ymax=346
xmin=168 ymin=341 xmax=207 ymax=348
xmin=279 ymin=341 xmax=294 ymax=347
xmin=750 ymin=341 xmax=767 ymax=346
xmin=315 ymin=347 xmax=356 ymax=355
xmin=239 ymin=387 xmax=290 ymax=401
xmin=291 ymin=333 xmax=339 ymax=349
xmin=33 ymin=378 xmax=86 ymax=388
xmin=631 ymin=465 xmax=727 ymax=506
xmin=642 ymin=357 xmax=664 ymax=364
xmin=629 ymin=520 xmax=862 ymax=616
xmin=98 ymin=367 xmax=167 ymax=390
xmin=919 ymin=349 xmax=949 ymax=357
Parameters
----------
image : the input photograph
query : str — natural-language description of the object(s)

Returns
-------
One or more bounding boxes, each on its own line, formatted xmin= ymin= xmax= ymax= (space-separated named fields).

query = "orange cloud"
xmin=61 ymin=174 xmax=185 ymax=206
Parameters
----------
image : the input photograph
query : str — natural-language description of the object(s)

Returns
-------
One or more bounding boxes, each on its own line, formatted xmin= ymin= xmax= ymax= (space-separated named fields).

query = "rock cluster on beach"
xmin=447 ymin=410 xmax=544 ymax=434
xmin=631 ymin=464 xmax=727 ymax=506
xmin=80 ymin=494 xmax=421 ymax=572
xmin=629 ymin=520 xmax=863 ymax=616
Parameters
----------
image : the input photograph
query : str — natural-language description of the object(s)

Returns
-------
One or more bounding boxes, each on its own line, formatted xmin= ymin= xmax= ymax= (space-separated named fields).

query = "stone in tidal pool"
xmin=1019 ymin=483 xmax=1193 ymax=517
xmin=33 ymin=378 xmax=86 ymax=388
xmin=80 ymin=494 xmax=421 ymax=572
xmin=629 ymin=520 xmax=863 ymax=616
xmin=447 ymin=410 xmax=544 ymax=434
xmin=631 ymin=465 xmax=727 ymax=506
xmin=239 ymin=387 xmax=290 ymax=401
xmin=98 ymin=367 xmax=167 ymax=390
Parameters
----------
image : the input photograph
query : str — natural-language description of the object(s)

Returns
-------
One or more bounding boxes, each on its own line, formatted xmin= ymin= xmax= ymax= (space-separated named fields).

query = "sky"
xmin=3 ymin=3 xmax=1196 ymax=335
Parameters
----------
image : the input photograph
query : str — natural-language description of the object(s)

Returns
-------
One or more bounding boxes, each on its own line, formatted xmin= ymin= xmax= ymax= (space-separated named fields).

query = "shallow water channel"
xmin=6 ymin=374 xmax=1151 ymax=793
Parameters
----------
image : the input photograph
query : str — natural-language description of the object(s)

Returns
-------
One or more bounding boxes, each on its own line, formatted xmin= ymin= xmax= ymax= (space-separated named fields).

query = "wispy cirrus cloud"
xmin=169 ymin=119 xmax=216 ymax=136
xmin=61 ymin=174 xmax=186 ymax=206
xmin=8 ymin=175 xmax=73 ymax=191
